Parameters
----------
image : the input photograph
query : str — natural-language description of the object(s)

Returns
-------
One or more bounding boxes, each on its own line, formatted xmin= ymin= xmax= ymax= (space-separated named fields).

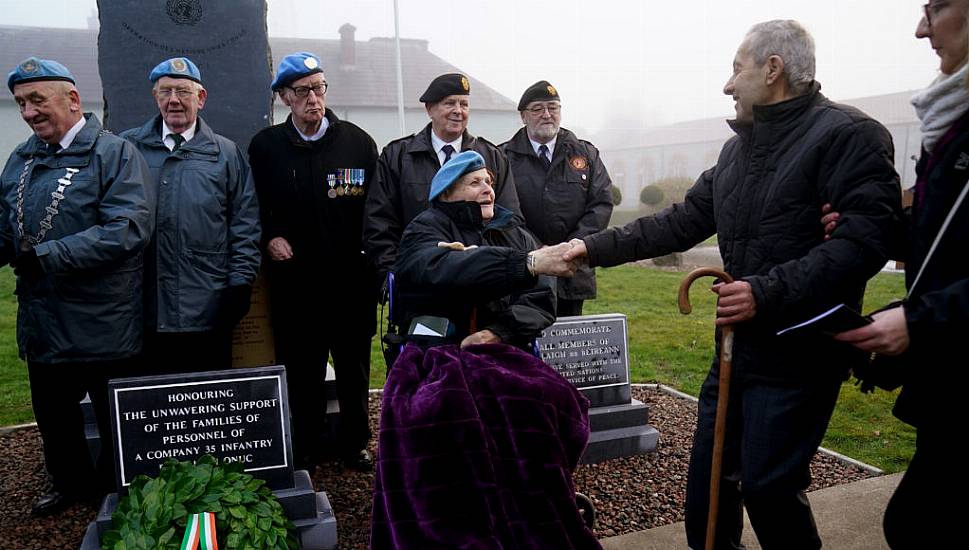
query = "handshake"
xmin=526 ymin=239 xmax=589 ymax=277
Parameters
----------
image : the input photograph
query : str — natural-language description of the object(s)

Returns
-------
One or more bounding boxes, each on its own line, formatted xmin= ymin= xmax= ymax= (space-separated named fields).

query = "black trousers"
xmin=684 ymin=361 xmax=843 ymax=550
xmin=883 ymin=427 xmax=960 ymax=548
xmin=27 ymin=358 xmax=134 ymax=497
xmin=556 ymin=298 xmax=584 ymax=318
xmin=139 ymin=328 xmax=233 ymax=376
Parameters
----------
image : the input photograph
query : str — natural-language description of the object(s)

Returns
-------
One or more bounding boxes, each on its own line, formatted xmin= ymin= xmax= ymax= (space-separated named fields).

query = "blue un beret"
xmin=271 ymin=52 xmax=324 ymax=91
xmin=149 ymin=57 xmax=202 ymax=84
xmin=429 ymin=150 xmax=487 ymax=201
xmin=7 ymin=57 xmax=75 ymax=93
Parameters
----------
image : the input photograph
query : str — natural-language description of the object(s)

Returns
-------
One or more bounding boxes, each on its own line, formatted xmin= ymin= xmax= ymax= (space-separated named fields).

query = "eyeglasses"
xmin=526 ymin=104 xmax=561 ymax=115
xmin=155 ymin=88 xmax=195 ymax=100
xmin=288 ymin=82 xmax=328 ymax=98
xmin=923 ymin=1 xmax=950 ymax=26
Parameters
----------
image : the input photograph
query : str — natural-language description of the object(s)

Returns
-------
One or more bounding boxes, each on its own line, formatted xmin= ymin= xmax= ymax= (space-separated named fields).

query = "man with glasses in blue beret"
xmin=120 ymin=57 xmax=260 ymax=376
xmin=364 ymin=73 xmax=522 ymax=315
xmin=0 ymin=57 xmax=153 ymax=515
xmin=248 ymin=52 xmax=378 ymax=472
xmin=500 ymin=81 xmax=614 ymax=317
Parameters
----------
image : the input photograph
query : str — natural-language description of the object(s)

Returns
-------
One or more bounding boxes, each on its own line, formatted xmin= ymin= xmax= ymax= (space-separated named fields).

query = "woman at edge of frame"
xmin=834 ymin=2 xmax=969 ymax=547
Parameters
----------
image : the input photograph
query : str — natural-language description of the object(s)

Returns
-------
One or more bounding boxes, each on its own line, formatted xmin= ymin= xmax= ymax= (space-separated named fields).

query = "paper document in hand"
xmin=776 ymin=303 xmax=871 ymax=336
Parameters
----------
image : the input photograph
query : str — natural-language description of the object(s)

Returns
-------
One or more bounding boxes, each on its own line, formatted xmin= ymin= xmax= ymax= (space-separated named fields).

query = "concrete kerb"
xmin=636 ymin=383 xmax=885 ymax=476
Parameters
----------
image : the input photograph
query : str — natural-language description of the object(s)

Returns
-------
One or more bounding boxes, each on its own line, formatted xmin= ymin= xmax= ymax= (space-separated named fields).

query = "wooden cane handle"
xmin=678 ymin=267 xmax=735 ymax=315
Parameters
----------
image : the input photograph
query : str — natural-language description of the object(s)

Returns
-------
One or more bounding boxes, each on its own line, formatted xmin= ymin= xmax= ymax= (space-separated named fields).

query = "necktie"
xmin=171 ymin=133 xmax=185 ymax=151
xmin=441 ymin=144 xmax=455 ymax=165
xmin=538 ymin=144 xmax=551 ymax=169
xmin=47 ymin=142 xmax=61 ymax=155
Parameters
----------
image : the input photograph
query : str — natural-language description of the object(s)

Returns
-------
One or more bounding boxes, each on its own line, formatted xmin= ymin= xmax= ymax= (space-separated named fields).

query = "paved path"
xmin=601 ymin=473 xmax=901 ymax=550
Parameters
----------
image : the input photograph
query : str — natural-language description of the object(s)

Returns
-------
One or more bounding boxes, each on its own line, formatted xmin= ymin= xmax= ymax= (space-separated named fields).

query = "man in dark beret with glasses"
xmin=120 ymin=57 xmax=261 ymax=376
xmin=364 ymin=73 xmax=522 ymax=317
xmin=500 ymin=80 xmax=614 ymax=317
xmin=248 ymin=52 xmax=378 ymax=472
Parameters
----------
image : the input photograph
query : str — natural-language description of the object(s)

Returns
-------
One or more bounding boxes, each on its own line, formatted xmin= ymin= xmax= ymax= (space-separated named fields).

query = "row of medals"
xmin=328 ymin=184 xmax=363 ymax=198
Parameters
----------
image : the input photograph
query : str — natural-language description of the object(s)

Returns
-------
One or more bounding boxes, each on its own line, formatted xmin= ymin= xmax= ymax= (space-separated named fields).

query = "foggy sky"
xmin=0 ymin=0 xmax=940 ymax=135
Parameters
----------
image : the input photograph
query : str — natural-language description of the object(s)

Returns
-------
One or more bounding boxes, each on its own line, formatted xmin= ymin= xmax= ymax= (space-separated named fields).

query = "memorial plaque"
xmin=108 ymin=366 xmax=293 ymax=489
xmin=538 ymin=313 xmax=631 ymax=407
xmin=97 ymin=0 xmax=273 ymax=153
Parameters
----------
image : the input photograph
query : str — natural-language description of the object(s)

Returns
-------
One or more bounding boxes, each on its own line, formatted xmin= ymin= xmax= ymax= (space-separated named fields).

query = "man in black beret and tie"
xmin=500 ymin=81 xmax=614 ymax=316
xmin=363 ymin=73 xmax=522 ymax=317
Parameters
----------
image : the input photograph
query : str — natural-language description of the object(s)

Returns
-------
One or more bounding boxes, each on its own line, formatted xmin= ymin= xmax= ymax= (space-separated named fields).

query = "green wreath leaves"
xmin=102 ymin=455 xmax=299 ymax=550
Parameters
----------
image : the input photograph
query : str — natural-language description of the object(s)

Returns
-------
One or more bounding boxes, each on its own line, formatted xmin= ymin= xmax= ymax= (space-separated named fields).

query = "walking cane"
xmin=678 ymin=267 xmax=734 ymax=550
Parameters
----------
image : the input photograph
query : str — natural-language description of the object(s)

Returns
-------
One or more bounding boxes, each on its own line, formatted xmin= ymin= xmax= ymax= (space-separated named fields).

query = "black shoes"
xmin=31 ymin=490 xmax=76 ymax=517
xmin=342 ymin=449 xmax=373 ymax=472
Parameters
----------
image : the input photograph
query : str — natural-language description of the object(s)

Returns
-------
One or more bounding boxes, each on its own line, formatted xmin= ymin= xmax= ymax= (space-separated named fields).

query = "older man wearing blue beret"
xmin=120 ymin=57 xmax=260 ymax=376
xmin=248 ymin=52 xmax=378 ymax=472
xmin=0 ymin=57 xmax=153 ymax=515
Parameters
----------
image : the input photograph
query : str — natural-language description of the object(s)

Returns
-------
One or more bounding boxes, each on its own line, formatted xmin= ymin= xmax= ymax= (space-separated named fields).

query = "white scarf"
xmin=911 ymin=63 xmax=969 ymax=153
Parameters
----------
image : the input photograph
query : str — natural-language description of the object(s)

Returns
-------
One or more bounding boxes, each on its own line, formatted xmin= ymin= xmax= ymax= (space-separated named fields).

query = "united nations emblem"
xmin=547 ymin=85 xmax=557 ymax=96
xmin=570 ymin=156 xmax=588 ymax=170
xmin=171 ymin=58 xmax=188 ymax=73
xmin=304 ymin=57 xmax=319 ymax=69
xmin=20 ymin=60 xmax=38 ymax=75
xmin=461 ymin=76 xmax=470 ymax=92
xmin=166 ymin=0 xmax=203 ymax=26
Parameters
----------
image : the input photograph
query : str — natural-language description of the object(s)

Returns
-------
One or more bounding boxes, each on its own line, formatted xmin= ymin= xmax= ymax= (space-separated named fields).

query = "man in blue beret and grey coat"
xmin=0 ymin=57 xmax=153 ymax=515
xmin=120 ymin=57 xmax=260 ymax=375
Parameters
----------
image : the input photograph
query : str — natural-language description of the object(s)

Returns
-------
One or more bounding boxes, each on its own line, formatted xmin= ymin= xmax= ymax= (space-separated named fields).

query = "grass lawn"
xmin=0 ymin=264 xmax=915 ymax=472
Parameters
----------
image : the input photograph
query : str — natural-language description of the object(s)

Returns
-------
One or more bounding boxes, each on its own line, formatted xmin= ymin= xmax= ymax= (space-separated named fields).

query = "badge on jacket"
xmin=569 ymin=156 xmax=589 ymax=181
xmin=326 ymin=168 xmax=365 ymax=198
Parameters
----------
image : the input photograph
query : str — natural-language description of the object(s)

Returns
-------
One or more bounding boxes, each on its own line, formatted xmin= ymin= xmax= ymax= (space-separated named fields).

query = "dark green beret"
xmin=517 ymin=80 xmax=560 ymax=111
xmin=419 ymin=73 xmax=470 ymax=103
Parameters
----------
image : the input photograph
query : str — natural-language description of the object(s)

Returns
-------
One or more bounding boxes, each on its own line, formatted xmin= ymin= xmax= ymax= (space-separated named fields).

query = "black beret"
xmin=419 ymin=73 xmax=470 ymax=103
xmin=517 ymin=80 xmax=560 ymax=111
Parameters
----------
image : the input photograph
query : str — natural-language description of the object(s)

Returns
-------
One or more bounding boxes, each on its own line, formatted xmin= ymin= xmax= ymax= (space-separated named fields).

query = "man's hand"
xmin=562 ymin=238 xmax=588 ymax=262
xmin=11 ymin=249 xmax=44 ymax=285
xmin=218 ymin=285 xmax=253 ymax=329
xmin=821 ymin=203 xmax=839 ymax=241
xmin=528 ymin=242 xmax=578 ymax=277
xmin=711 ymin=281 xmax=756 ymax=325
xmin=834 ymin=307 xmax=909 ymax=356
xmin=461 ymin=329 xmax=501 ymax=348
xmin=267 ymin=237 xmax=293 ymax=261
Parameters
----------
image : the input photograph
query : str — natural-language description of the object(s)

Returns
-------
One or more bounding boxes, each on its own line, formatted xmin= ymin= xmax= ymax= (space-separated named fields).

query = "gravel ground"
xmin=0 ymin=386 xmax=875 ymax=549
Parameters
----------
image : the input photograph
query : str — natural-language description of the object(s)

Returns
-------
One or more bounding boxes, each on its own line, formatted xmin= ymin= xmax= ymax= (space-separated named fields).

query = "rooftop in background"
xmin=596 ymin=89 xmax=920 ymax=151
xmin=0 ymin=23 xmax=517 ymax=111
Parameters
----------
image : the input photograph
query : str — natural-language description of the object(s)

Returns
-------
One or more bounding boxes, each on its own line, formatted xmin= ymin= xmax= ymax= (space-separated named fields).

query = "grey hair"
xmin=743 ymin=20 xmax=816 ymax=95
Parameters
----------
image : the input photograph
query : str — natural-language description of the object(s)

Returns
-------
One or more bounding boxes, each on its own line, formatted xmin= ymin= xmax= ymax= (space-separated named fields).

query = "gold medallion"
xmin=570 ymin=156 xmax=588 ymax=170
xmin=336 ymin=186 xmax=345 ymax=196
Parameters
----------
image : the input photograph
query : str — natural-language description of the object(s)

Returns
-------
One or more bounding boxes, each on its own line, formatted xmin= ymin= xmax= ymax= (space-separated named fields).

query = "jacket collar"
xmin=727 ymin=81 xmax=824 ymax=140
xmin=128 ymin=114 xmax=220 ymax=155
xmin=504 ymin=126 xmax=579 ymax=156
xmin=406 ymin=123 xmax=477 ymax=156
xmin=17 ymin=112 xmax=103 ymax=158
xmin=432 ymin=200 xmax=516 ymax=231
xmin=283 ymin=108 xmax=340 ymax=148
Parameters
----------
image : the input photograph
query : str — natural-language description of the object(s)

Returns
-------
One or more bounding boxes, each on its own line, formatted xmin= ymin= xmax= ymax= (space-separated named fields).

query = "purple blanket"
xmin=370 ymin=343 xmax=600 ymax=549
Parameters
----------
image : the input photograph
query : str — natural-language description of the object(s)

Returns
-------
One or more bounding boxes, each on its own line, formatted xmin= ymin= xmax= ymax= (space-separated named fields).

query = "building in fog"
xmin=0 ymin=22 xmax=520 ymax=155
